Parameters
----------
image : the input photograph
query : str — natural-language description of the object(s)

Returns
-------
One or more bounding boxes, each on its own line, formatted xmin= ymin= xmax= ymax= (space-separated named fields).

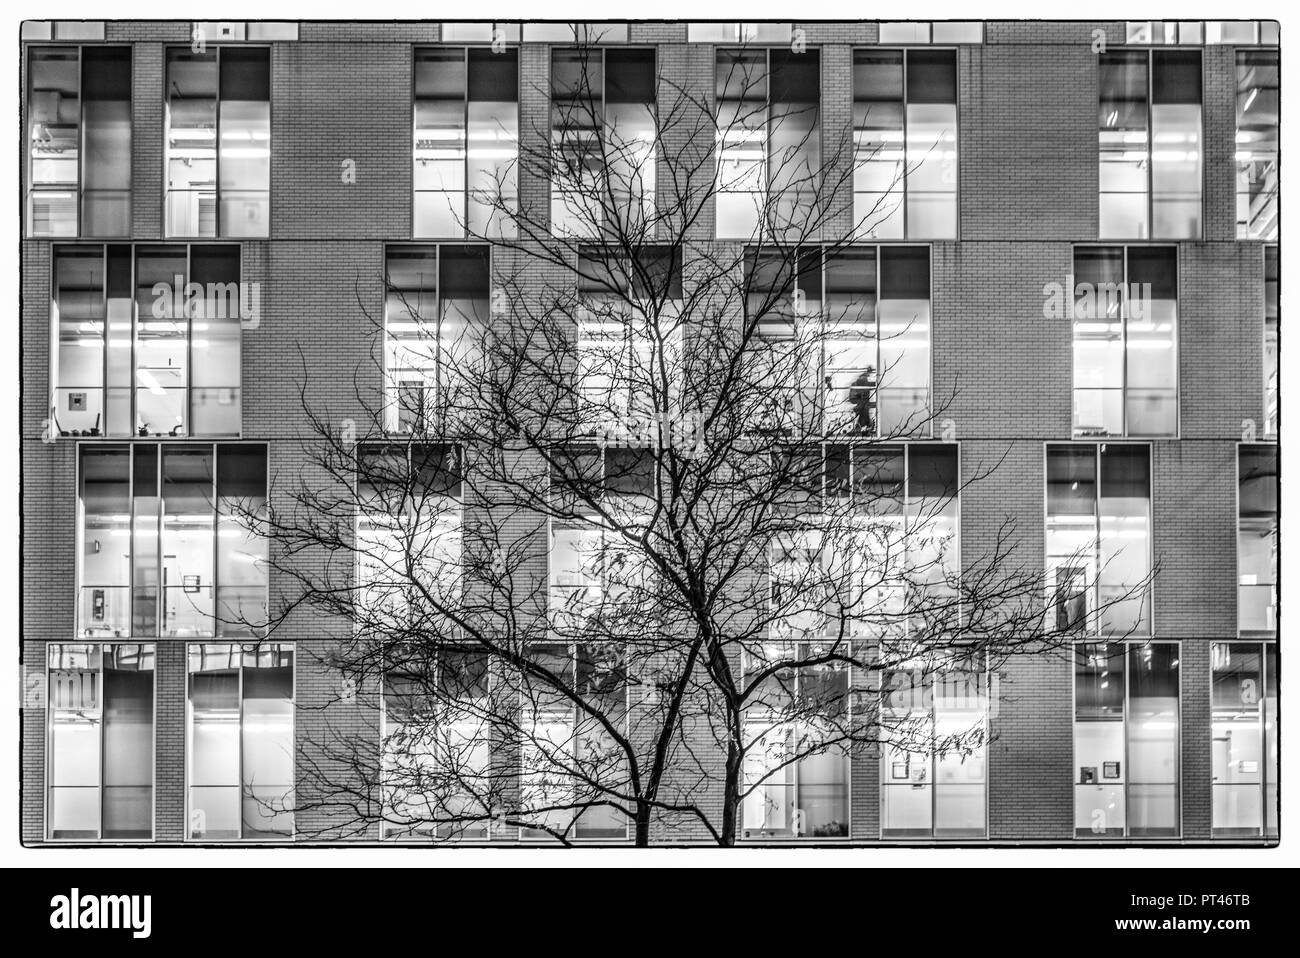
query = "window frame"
xmin=25 ymin=43 xmax=134 ymax=239
xmin=163 ymin=44 xmax=272 ymax=240
xmin=184 ymin=641 xmax=296 ymax=842
xmin=44 ymin=641 xmax=157 ymax=843
xmin=878 ymin=647 xmax=990 ymax=840
xmin=1043 ymin=441 xmax=1155 ymax=638
xmin=381 ymin=244 xmax=492 ymax=436
xmin=75 ymin=440 xmax=270 ymax=640
xmin=738 ymin=640 xmax=853 ymax=842
xmin=1070 ymin=638 xmax=1182 ymax=840
xmin=1209 ymin=639 xmax=1278 ymax=840
xmin=852 ymin=46 xmax=961 ymax=240
xmin=745 ymin=243 xmax=934 ymax=439
xmin=548 ymin=45 xmax=659 ymax=240
xmin=1097 ymin=48 xmax=1205 ymax=242
xmin=714 ymin=45 xmax=824 ymax=240
xmin=1069 ymin=243 xmax=1181 ymax=439
xmin=51 ymin=242 xmax=246 ymax=441
xmin=412 ymin=44 xmax=522 ymax=240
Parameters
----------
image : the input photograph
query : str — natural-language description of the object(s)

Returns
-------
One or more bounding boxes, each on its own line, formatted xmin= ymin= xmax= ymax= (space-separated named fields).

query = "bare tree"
xmin=253 ymin=38 xmax=1153 ymax=845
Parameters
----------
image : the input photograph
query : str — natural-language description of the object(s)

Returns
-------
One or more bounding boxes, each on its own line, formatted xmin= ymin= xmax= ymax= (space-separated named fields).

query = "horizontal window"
xmin=78 ymin=443 xmax=268 ymax=639
xmin=52 ymin=244 xmax=245 ymax=439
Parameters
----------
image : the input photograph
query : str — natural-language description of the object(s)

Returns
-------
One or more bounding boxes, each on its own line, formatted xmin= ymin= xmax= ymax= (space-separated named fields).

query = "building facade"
xmin=20 ymin=19 xmax=1279 ymax=845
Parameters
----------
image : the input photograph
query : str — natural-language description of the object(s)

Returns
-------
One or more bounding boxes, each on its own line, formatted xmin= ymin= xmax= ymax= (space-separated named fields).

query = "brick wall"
xmin=19 ymin=21 xmax=1276 ymax=845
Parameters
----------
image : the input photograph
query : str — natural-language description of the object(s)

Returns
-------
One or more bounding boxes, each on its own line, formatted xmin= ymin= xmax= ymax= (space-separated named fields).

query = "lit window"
xmin=51 ymin=244 xmax=244 ymax=439
xmin=187 ymin=643 xmax=294 ymax=839
xmin=881 ymin=650 xmax=988 ymax=838
xmin=165 ymin=47 xmax=270 ymax=238
xmin=518 ymin=643 xmax=630 ymax=840
xmin=381 ymin=649 xmax=493 ymax=840
xmin=741 ymin=642 xmax=850 ymax=839
xmin=383 ymin=246 xmax=490 ymax=435
xmin=414 ymin=47 xmax=518 ymax=239
xmin=551 ymin=48 xmax=656 ymax=238
xmin=853 ymin=48 xmax=957 ymax=239
xmin=26 ymin=46 xmax=131 ymax=237
xmin=1074 ymin=641 xmax=1179 ymax=838
xmin=47 ymin=643 xmax=154 ymax=840
xmin=747 ymin=245 xmax=931 ymax=437
xmin=356 ymin=443 xmax=463 ymax=632
xmin=1235 ymin=50 xmax=1278 ymax=240
xmin=1237 ymin=444 xmax=1277 ymax=636
xmin=1046 ymin=443 xmax=1151 ymax=637
xmin=716 ymin=48 xmax=820 ymax=239
xmin=1099 ymin=50 xmax=1202 ymax=239
xmin=77 ymin=444 xmax=268 ymax=639
xmin=1211 ymin=641 xmax=1277 ymax=838
xmin=575 ymin=245 xmax=681 ymax=427
xmin=1071 ymin=246 xmax=1178 ymax=438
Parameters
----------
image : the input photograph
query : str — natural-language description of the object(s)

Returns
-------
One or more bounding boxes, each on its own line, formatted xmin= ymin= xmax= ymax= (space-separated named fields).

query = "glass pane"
xmin=242 ymin=645 xmax=294 ymax=837
xmin=216 ymin=445 xmax=267 ymax=636
xmin=1212 ymin=643 xmax=1264 ymax=836
xmin=1098 ymin=445 xmax=1150 ymax=635
xmin=81 ymin=47 xmax=132 ymax=236
xmin=28 ymin=48 xmax=80 ymax=237
xmin=54 ymin=248 xmax=106 ymax=436
xmin=188 ymin=644 xmax=239 ymax=838
xmin=102 ymin=644 xmax=154 ymax=839
xmin=79 ymin=447 xmax=131 ymax=637
xmin=1099 ymin=52 xmax=1149 ymax=239
xmin=190 ymin=246 xmax=242 ymax=436
xmin=1127 ymin=643 xmax=1179 ymax=836
xmin=1125 ymin=247 xmax=1178 ymax=436
xmin=166 ymin=50 xmax=218 ymax=237
xmin=162 ymin=447 xmax=215 ymax=636
xmin=1236 ymin=52 xmax=1279 ymax=240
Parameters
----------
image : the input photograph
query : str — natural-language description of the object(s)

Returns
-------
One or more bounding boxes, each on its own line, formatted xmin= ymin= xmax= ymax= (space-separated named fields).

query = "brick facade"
xmin=19 ymin=19 xmax=1278 ymax=846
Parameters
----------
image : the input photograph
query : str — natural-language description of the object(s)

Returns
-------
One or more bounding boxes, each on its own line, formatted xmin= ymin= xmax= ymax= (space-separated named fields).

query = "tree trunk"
xmin=720 ymin=740 xmax=741 ymax=846
xmin=633 ymin=802 xmax=652 ymax=846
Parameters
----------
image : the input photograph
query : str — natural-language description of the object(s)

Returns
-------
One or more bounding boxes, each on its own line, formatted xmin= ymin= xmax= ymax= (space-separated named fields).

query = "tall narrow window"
xmin=1235 ymin=50 xmax=1279 ymax=240
xmin=414 ymin=47 xmax=518 ymax=239
xmin=748 ymin=245 xmax=930 ymax=437
xmin=1072 ymin=246 xmax=1178 ymax=437
xmin=187 ymin=643 xmax=294 ymax=839
xmin=519 ymin=644 xmax=629 ymax=840
xmin=716 ymin=48 xmax=820 ymax=239
xmin=52 ymin=244 xmax=245 ymax=439
xmin=880 ymin=652 xmax=988 ymax=839
xmin=742 ymin=642 xmax=850 ymax=840
xmin=166 ymin=47 xmax=270 ymax=238
xmin=548 ymin=447 xmax=653 ymax=637
xmin=853 ymin=49 xmax=957 ymax=239
xmin=1212 ymin=642 xmax=1278 ymax=838
xmin=1238 ymin=444 xmax=1277 ymax=636
xmin=1264 ymin=246 xmax=1278 ymax=436
xmin=47 ymin=643 xmax=155 ymax=840
xmin=1074 ymin=641 xmax=1179 ymax=837
xmin=1046 ymin=443 xmax=1152 ymax=637
xmin=383 ymin=246 xmax=490 ymax=434
xmin=381 ymin=649 xmax=493 ymax=840
xmin=77 ymin=444 xmax=268 ymax=638
xmin=27 ymin=46 xmax=131 ymax=237
xmin=575 ymin=245 xmax=682 ymax=426
xmin=356 ymin=443 xmax=464 ymax=631
xmin=551 ymin=48 xmax=656 ymax=238
xmin=1099 ymin=51 xmax=1202 ymax=239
